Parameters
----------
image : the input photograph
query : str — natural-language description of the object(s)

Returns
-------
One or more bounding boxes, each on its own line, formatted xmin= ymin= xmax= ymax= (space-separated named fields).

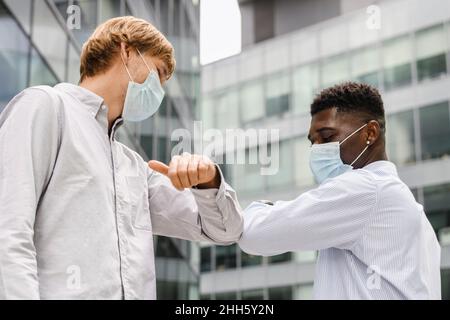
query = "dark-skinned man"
xmin=239 ymin=82 xmax=441 ymax=300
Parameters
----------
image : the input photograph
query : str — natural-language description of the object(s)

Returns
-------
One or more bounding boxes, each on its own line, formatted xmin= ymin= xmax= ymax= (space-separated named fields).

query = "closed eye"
xmin=322 ymin=134 xmax=335 ymax=143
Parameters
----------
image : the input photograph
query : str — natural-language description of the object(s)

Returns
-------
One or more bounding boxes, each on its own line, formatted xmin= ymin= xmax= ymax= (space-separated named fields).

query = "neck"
xmin=79 ymin=73 xmax=125 ymax=130
xmin=358 ymin=144 xmax=388 ymax=168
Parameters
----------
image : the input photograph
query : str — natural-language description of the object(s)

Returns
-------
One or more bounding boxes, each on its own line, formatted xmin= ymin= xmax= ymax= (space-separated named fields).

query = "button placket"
xmin=110 ymin=140 xmax=130 ymax=299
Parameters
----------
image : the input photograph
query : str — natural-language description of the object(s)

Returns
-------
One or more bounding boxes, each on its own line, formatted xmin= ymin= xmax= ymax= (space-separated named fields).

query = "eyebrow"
xmin=308 ymin=127 xmax=336 ymax=142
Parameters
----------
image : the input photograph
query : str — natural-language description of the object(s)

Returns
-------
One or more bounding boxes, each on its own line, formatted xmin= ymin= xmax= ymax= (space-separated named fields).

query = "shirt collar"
xmin=55 ymin=83 xmax=125 ymax=141
xmin=54 ymin=83 xmax=104 ymax=117
xmin=363 ymin=160 xmax=398 ymax=176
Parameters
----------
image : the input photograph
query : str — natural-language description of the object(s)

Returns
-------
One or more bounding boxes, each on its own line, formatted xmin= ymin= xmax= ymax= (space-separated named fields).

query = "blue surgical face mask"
xmin=121 ymin=49 xmax=165 ymax=122
xmin=309 ymin=123 xmax=370 ymax=184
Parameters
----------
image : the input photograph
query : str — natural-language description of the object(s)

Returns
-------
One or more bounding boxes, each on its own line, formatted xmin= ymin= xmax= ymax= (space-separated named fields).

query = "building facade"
xmin=0 ymin=0 xmax=201 ymax=299
xmin=200 ymin=0 xmax=450 ymax=300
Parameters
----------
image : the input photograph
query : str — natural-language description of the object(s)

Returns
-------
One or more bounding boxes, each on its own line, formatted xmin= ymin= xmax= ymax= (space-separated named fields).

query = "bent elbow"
xmin=238 ymin=226 xmax=267 ymax=256
xmin=203 ymin=215 xmax=244 ymax=245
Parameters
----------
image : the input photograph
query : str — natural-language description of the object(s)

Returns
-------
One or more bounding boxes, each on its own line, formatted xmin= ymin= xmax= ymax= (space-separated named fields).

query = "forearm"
xmin=0 ymin=201 xmax=40 ymax=299
xmin=238 ymin=201 xmax=283 ymax=256
xmin=0 ymin=237 xmax=40 ymax=299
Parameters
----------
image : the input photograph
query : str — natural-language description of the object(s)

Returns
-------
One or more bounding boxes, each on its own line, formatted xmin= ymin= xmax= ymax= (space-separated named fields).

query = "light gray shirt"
xmin=0 ymin=83 xmax=243 ymax=300
xmin=239 ymin=161 xmax=441 ymax=299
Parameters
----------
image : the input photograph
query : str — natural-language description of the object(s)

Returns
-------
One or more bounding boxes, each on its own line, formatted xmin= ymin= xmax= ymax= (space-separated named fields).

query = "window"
xmin=240 ymin=81 xmax=265 ymax=123
xmin=215 ymin=244 xmax=237 ymax=271
xmin=99 ymin=0 xmax=121 ymax=22
xmin=200 ymin=246 xmax=212 ymax=272
xmin=441 ymin=269 xmax=450 ymax=300
xmin=157 ymin=280 xmax=190 ymax=300
xmin=410 ymin=188 xmax=419 ymax=203
xmin=67 ymin=44 xmax=80 ymax=84
xmin=218 ymin=164 xmax=233 ymax=185
xmin=3 ymin=0 xmax=32 ymax=33
xmin=268 ymin=252 xmax=292 ymax=264
xmin=295 ymin=137 xmax=315 ymax=187
xmin=419 ymin=102 xmax=450 ymax=160
xmin=321 ymin=54 xmax=349 ymax=88
xmin=266 ymin=140 xmax=293 ymax=189
xmin=424 ymin=183 xmax=450 ymax=236
xmin=73 ymin=0 xmax=99 ymax=44
xmin=216 ymin=91 xmax=239 ymax=130
xmin=268 ymin=286 xmax=293 ymax=300
xmin=157 ymin=137 xmax=169 ymax=164
xmin=382 ymin=35 xmax=412 ymax=91
xmin=294 ymin=251 xmax=317 ymax=263
xmin=415 ymin=24 xmax=447 ymax=82
xmin=241 ymin=250 xmax=263 ymax=268
xmin=234 ymin=147 xmax=265 ymax=194
xmin=293 ymin=63 xmax=319 ymax=115
xmin=33 ymin=0 xmax=67 ymax=80
xmin=351 ymin=46 xmax=380 ymax=88
xmin=29 ymin=48 xmax=58 ymax=87
xmin=200 ymin=96 xmax=215 ymax=130
xmin=155 ymin=237 xmax=183 ymax=258
xmin=241 ymin=289 xmax=265 ymax=300
xmin=0 ymin=2 xmax=29 ymax=109
xmin=294 ymin=283 xmax=314 ymax=300
xmin=386 ymin=110 xmax=416 ymax=165
xmin=215 ymin=291 xmax=238 ymax=300
xmin=140 ymin=134 xmax=154 ymax=160
xmin=266 ymin=73 xmax=290 ymax=117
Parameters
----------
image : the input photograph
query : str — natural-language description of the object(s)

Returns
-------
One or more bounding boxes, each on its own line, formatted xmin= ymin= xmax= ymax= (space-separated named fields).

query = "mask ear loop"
xmin=136 ymin=48 xmax=153 ymax=74
xmin=339 ymin=123 xmax=370 ymax=167
xmin=350 ymin=140 xmax=371 ymax=166
xmin=339 ymin=123 xmax=368 ymax=146
xmin=120 ymin=53 xmax=135 ymax=82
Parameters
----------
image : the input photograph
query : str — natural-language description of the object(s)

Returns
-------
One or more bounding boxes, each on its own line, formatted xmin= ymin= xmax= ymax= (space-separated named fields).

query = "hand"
xmin=148 ymin=153 xmax=220 ymax=191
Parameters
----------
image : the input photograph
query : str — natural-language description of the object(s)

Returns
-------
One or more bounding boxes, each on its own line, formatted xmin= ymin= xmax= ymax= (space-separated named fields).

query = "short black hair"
xmin=310 ymin=82 xmax=385 ymax=131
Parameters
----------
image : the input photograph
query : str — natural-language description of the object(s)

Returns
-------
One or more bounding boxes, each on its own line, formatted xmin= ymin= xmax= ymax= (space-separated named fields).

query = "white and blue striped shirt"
xmin=239 ymin=161 xmax=441 ymax=299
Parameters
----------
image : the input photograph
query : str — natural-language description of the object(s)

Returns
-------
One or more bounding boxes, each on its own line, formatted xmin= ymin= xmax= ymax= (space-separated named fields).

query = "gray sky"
xmin=200 ymin=0 xmax=241 ymax=65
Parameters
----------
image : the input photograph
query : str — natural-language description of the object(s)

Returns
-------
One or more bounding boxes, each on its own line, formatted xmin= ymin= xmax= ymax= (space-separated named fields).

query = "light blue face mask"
xmin=121 ymin=49 xmax=165 ymax=122
xmin=309 ymin=123 xmax=371 ymax=184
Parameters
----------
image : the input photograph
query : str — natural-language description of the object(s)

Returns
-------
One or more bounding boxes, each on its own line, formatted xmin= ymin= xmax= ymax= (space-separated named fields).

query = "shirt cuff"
xmin=190 ymin=164 xmax=230 ymax=202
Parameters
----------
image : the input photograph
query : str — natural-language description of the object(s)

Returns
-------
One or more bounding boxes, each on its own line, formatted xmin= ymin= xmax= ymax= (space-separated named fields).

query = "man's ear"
xmin=120 ymin=42 xmax=132 ymax=64
xmin=366 ymin=120 xmax=381 ymax=145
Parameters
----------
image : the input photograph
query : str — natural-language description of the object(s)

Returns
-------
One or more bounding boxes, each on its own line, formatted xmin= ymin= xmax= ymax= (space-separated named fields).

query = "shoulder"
xmin=20 ymin=85 xmax=61 ymax=102
xmin=320 ymin=168 xmax=377 ymax=192
xmin=306 ymin=169 xmax=379 ymax=211
xmin=5 ymin=86 xmax=62 ymax=114
xmin=0 ymin=86 xmax=63 ymax=127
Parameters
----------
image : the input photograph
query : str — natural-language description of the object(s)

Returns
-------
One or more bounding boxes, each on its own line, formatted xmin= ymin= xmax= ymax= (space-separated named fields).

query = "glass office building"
xmin=200 ymin=0 xmax=450 ymax=300
xmin=0 ymin=0 xmax=200 ymax=299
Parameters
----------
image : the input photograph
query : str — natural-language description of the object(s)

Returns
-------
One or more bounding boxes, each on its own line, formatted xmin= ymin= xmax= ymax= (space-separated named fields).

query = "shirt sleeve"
xmin=147 ymin=165 xmax=244 ymax=245
xmin=238 ymin=171 xmax=378 ymax=255
xmin=0 ymin=88 xmax=61 ymax=299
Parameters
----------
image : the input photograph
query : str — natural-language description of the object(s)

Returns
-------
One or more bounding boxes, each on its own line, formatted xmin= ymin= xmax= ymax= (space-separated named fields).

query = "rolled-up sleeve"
xmin=148 ymin=165 xmax=244 ymax=245
xmin=0 ymin=88 xmax=60 ymax=299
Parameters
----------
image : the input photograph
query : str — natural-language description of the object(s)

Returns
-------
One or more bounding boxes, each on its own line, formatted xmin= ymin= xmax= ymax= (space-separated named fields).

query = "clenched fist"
xmin=148 ymin=153 xmax=221 ymax=191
